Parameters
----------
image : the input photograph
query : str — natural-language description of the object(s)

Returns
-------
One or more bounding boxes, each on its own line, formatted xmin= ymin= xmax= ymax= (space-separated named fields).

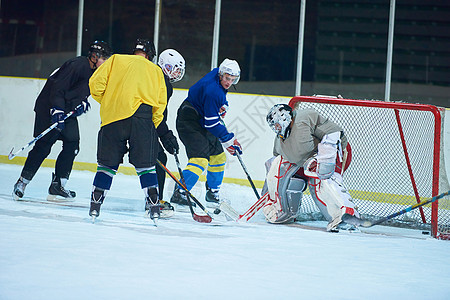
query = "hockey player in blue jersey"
xmin=170 ymin=58 xmax=242 ymax=208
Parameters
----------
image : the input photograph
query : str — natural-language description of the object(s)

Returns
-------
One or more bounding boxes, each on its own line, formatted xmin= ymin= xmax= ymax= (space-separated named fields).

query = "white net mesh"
xmin=291 ymin=96 xmax=450 ymax=239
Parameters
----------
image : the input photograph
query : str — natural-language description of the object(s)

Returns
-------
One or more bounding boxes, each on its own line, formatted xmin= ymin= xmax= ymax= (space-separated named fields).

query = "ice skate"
xmin=170 ymin=186 xmax=195 ymax=211
xmin=337 ymin=221 xmax=360 ymax=232
xmin=205 ymin=182 xmax=220 ymax=208
xmin=326 ymin=215 xmax=343 ymax=232
xmin=159 ymin=200 xmax=175 ymax=218
xmin=145 ymin=187 xmax=161 ymax=224
xmin=89 ymin=187 xmax=105 ymax=222
xmin=13 ymin=177 xmax=30 ymax=200
xmin=146 ymin=199 xmax=173 ymax=218
xmin=47 ymin=173 xmax=76 ymax=202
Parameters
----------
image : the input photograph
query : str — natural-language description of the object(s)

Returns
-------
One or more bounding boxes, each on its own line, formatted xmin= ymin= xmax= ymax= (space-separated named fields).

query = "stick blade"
xmin=218 ymin=201 xmax=240 ymax=221
xmin=193 ymin=213 xmax=213 ymax=223
xmin=8 ymin=148 xmax=15 ymax=160
xmin=342 ymin=213 xmax=373 ymax=228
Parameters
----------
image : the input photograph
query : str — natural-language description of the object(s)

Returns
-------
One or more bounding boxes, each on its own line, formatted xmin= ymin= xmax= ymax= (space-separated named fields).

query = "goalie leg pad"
xmin=309 ymin=173 xmax=360 ymax=224
xmin=263 ymin=155 xmax=306 ymax=224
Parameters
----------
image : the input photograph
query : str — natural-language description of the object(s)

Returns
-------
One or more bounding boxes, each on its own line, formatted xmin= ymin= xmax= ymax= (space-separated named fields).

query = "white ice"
xmin=1 ymin=163 xmax=450 ymax=300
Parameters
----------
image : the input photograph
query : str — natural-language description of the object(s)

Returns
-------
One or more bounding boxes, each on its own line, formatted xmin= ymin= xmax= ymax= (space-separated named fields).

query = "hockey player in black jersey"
xmin=13 ymin=40 xmax=112 ymax=201
xmin=154 ymin=48 xmax=186 ymax=217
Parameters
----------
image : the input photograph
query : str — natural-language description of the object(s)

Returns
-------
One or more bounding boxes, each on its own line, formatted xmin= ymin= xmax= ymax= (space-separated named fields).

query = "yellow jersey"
xmin=89 ymin=54 xmax=167 ymax=127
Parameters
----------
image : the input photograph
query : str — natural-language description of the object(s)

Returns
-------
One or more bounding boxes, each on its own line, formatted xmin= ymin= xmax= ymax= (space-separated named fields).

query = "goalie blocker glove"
xmin=316 ymin=132 xmax=341 ymax=180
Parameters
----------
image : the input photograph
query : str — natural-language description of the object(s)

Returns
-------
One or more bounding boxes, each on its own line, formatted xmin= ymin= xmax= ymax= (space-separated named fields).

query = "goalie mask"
xmin=219 ymin=58 xmax=240 ymax=84
xmin=158 ymin=49 xmax=186 ymax=83
xmin=266 ymin=104 xmax=293 ymax=140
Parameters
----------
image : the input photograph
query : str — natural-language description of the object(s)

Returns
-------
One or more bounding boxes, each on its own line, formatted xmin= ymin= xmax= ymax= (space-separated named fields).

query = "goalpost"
xmin=289 ymin=95 xmax=450 ymax=239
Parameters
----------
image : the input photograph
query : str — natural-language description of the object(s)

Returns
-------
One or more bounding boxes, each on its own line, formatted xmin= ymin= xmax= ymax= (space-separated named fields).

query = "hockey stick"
xmin=156 ymin=159 xmax=213 ymax=223
xmin=219 ymin=118 xmax=260 ymax=200
xmin=342 ymin=190 xmax=450 ymax=228
xmin=218 ymin=191 xmax=269 ymax=222
xmin=8 ymin=104 xmax=83 ymax=160
xmin=173 ymin=153 xmax=213 ymax=223
xmin=236 ymin=152 xmax=260 ymax=200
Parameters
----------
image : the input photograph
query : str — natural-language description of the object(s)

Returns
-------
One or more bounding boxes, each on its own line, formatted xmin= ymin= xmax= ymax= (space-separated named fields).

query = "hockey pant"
xmin=262 ymin=155 xmax=306 ymax=224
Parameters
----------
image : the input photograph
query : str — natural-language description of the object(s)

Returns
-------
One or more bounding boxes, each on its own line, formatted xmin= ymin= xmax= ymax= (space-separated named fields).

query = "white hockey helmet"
xmin=158 ymin=49 xmax=186 ymax=83
xmin=266 ymin=104 xmax=293 ymax=140
xmin=219 ymin=58 xmax=240 ymax=84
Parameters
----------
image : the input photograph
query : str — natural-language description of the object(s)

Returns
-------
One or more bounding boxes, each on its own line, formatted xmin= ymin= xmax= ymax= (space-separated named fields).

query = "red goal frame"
xmin=289 ymin=95 xmax=449 ymax=239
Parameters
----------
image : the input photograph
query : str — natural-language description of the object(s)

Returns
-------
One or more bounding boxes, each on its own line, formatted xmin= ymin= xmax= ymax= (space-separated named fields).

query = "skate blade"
xmin=12 ymin=192 xmax=20 ymax=201
xmin=205 ymin=201 xmax=220 ymax=209
xmin=159 ymin=209 xmax=175 ymax=219
xmin=173 ymin=203 xmax=192 ymax=213
xmin=47 ymin=194 xmax=76 ymax=202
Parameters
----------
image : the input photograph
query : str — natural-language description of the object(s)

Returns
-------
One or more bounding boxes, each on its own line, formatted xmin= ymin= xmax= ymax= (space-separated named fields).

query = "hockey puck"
xmin=214 ymin=208 xmax=221 ymax=214
xmin=422 ymin=231 xmax=430 ymax=235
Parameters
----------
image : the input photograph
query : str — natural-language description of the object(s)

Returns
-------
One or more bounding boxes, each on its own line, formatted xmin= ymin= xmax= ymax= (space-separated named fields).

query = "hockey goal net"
xmin=289 ymin=96 xmax=450 ymax=239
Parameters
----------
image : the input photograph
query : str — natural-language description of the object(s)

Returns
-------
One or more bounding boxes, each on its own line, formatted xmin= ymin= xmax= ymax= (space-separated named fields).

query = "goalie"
xmin=263 ymin=104 xmax=361 ymax=231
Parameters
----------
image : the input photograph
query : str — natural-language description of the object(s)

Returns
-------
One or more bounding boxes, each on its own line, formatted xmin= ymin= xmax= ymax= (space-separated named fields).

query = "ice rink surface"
xmin=1 ymin=163 xmax=450 ymax=300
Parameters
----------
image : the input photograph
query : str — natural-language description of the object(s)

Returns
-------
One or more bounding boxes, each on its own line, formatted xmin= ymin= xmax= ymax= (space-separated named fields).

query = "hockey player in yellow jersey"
xmin=88 ymin=39 xmax=167 ymax=223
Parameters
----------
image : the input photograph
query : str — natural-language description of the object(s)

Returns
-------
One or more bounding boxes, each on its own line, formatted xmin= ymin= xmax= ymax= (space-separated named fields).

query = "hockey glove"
xmin=160 ymin=130 xmax=179 ymax=155
xmin=74 ymin=98 xmax=91 ymax=117
xmin=219 ymin=104 xmax=228 ymax=118
xmin=50 ymin=107 xmax=65 ymax=131
xmin=222 ymin=138 xmax=242 ymax=156
xmin=317 ymin=142 xmax=336 ymax=180
xmin=316 ymin=132 xmax=339 ymax=180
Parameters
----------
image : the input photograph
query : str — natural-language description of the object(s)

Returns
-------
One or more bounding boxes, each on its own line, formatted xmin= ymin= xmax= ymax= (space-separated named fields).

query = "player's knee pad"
xmin=263 ymin=155 xmax=305 ymax=224
xmin=93 ymin=164 xmax=117 ymax=190
xmin=136 ymin=166 xmax=158 ymax=189
xmin=209 ymin=152 xmax=226 ymax=167
xmin=182 ymin=157 xmax=208 ymax=191
xmin=206 ymin=153 xmax=226 ymax=189
xmin=186 ymin=157 xmax=208 ymax=176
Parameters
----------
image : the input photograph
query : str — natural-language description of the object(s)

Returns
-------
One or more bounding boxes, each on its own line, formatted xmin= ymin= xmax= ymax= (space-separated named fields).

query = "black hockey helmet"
xmin=89 ymin=40 xmax=112 ymax=59
xmin=133 ymin=38 xmax=156 ymax=61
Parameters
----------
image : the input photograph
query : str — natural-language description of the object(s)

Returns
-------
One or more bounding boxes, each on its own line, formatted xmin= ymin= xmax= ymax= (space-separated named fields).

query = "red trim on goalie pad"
xmin=313 ymin=183 xmax=327 ymax=207
xmin=335 ymin=143 xmax=352 ymax=174
xmin=343 ymin=206 xmax=355 ymax=216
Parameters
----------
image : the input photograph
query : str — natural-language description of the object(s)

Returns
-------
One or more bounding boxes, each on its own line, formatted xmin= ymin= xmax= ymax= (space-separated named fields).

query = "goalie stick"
xmin=342 ymin=190 xmax=450 ymax=228
xmin=218 ymin=192 xmax=270 ymax=222
xmin=8 ymin=103 xmax=83 ymax=160
xmin=156 ymin=159 xmax=213 ymax=223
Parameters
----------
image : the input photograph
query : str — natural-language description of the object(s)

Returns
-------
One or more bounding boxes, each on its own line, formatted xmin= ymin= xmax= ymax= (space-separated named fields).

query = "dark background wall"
xmin=1 ymin=0 xmax=449 ymax=106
